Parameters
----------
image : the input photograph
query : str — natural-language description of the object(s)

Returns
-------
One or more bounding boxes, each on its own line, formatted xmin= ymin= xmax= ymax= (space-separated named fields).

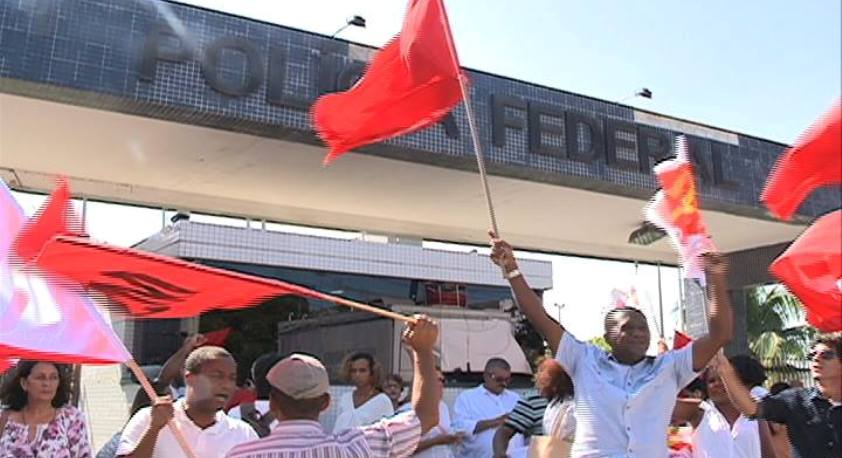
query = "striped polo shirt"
xmin=224 ymin=411 xmax=421 ymax=458
xmin=505 ymin=394 xmax=549 ymax=436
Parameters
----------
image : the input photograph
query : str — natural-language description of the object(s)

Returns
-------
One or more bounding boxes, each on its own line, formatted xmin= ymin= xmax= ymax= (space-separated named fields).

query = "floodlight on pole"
xmin=331 ymin=15 xmax=366 ymax=38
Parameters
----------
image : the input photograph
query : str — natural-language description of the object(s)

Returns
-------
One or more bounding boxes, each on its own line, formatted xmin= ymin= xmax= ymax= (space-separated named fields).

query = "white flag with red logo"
xmin=0 ymin=180 xmax=131 ymax=365
xmin=645 ymin=136 xmax=715 ymax=283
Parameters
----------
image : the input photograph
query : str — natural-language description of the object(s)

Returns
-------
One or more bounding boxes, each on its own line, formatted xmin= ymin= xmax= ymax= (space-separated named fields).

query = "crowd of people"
xmin=0 ymin=237 xmax=840 ymax=458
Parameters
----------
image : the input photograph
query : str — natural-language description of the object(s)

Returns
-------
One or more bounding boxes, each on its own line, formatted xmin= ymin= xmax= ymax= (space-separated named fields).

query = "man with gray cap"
xmin=225 ymin=315 xmax=441 ymax=458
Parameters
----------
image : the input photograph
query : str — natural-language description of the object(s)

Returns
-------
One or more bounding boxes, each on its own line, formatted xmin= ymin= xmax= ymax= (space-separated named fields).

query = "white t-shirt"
xmin=332 ymin=391 xmax=394 ymax=433
xmin=227 ymin=400 xmax=280 ymax=431
xmin=116 ymin=399 xmax=258 ymax=458
xmin=414 ymin=401 xmax=456 ymax=458
xmin=691 ymin=401 xmax=760 ymax=458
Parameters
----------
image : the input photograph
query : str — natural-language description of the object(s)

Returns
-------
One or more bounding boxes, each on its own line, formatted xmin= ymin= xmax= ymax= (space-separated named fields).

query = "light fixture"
xmin=636 ymin=88 xmax=652 ymax=99
xmin=628 ymin=221 xmax=667 ymax=245
xmin=331 ymin=15 xmax=367 ymax=38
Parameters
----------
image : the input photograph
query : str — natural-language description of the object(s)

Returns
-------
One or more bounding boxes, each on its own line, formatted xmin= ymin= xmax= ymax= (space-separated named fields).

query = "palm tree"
xmin=746 ymin=286 xmax=816 ymax=368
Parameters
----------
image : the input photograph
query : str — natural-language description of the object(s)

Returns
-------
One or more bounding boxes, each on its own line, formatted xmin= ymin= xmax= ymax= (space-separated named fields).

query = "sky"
xmin=174 ymin=0 xmax=841 ymax=145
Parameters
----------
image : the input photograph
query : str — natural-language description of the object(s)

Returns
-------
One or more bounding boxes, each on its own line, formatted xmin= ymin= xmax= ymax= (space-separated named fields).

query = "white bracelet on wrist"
xmin=504 ymin=269 xmax=522 ymax=280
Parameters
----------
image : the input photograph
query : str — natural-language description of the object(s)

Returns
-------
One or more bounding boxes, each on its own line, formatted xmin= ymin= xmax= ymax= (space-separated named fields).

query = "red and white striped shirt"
xmin=225 ymin=412 xmax=422 ymax=458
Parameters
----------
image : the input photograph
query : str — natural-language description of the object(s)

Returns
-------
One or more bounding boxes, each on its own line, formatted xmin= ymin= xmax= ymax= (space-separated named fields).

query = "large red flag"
xmin=0 ymin=181 xmax=130 ymax=365
xmin=32 ymin=236 xmax=324 ymax=319
xmin=312 ymin=0 xmax=464 ymax=164
xmin=646 ymin=136 xmax=714 ymax=282
xmin=770 ymin=210 xmax=842 ymax=332
xmin=761 ymin=100 xmax=842 ymax=221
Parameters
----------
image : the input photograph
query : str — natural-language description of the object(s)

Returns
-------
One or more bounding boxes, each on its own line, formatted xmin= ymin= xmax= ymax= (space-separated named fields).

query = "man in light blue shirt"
xmin=490 ymin=232 xmax=733 ymax=457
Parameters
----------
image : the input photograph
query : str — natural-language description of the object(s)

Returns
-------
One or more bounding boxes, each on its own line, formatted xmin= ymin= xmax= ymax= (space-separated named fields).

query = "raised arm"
xmin=157 ymin=334 xmax=206 ymax=386
xmin=714 ymin=352 xmax=760 ymax=417
xmin=691 ymin=253 xmax=734 ymax=371
xmin=402 ymin=315 xmax=441 ymax=433
xmin=489 ymin=231 xmax=564 ymax=354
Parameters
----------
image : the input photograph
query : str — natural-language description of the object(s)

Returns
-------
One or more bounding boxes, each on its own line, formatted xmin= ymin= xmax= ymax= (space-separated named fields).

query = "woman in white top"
xmin=332 ymin=352 xmax=394 ymax=432
xmin=413 ymin=368 xmax=464 ymax=457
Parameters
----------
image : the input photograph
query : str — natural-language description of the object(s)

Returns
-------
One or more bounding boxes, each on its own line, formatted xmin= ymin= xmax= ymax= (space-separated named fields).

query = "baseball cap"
xmin=266 ymin=353 xmax=330 ymax=400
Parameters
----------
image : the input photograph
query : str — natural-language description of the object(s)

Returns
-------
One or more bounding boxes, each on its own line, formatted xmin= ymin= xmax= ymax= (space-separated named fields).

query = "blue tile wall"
xmin=1 ymin=0 xmax=838 ymax=217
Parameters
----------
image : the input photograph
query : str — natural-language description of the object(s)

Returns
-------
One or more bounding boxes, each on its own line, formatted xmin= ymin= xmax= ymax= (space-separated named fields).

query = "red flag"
xmin=32 ymin=236 xmax=323 ymax=319
xmin=646 ymin=136 xmax=714 ymax=281
xmin=761 ymin=100 xmax=842 ymax=221
xmin=14 ymin=178 xmax=85 ymax=263
xmin=770 ymin=210 xmax=842 ymax=332
xmin=0 ymin=359 xmax=14 ymax=375
xmin=312 ymin=0 xmax=464 ymax=164
xmin=201 ymin=328 xmax=232 ymax=347
xmin=673 ymin=330 xmax=693 ymax=350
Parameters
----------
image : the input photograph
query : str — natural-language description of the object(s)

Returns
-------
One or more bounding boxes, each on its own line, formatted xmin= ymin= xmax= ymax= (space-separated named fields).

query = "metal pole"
xmin=657 ymin=262 xmax=665 ymax=338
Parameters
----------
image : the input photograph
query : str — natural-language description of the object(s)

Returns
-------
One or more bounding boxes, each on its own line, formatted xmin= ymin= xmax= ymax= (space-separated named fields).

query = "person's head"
xmin=0 ymin=361 xmax=70 ymax=410
xmin=728 ymin=355 xmax=766 ymax=388
xmin=383 ymin=374 xmax=406 ymax=407
xmin=809 ymin=332 xmax=842 ymax=384
xmin=341 ymin=352 xmax=383 ymax=390
xmin=482 ymin=358 xmax=512 ymax=395
xmin=183 ymin=346 xmax=238 ymax=412
xmin=705 ymin=355 xmax=764 ymax=406
xmin=603 ymin=307 xmax=651 ymax=362
xmin=534 ymin=358 xmax=574 ymax=401
xmin=251 ymin=352 xmax=283 ymax=400
xmin=129 ymin=380 xmax=171 ymax=417
xmin=679 ymin=376 xmax=706 ymax=399
xmin=266 ymin=353 xmax=331 ymax=421
xmin=769 ymin=382 xmax=791 ymax=396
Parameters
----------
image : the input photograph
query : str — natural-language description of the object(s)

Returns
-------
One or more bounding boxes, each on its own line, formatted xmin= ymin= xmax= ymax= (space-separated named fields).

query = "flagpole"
xmin=437 ymin=0 xmax=500 ymax=236
xmin=126 ymin=360 xmax=198 ymax=458
xmin=309 ymin=290 xmax=416 ymax=323
xmin=457 ymin=75 xmax=500 ymax=236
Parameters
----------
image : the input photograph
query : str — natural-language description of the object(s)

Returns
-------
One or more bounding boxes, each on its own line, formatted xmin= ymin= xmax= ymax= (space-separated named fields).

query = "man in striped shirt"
xmin=225 ymin=315 xmax=440 ymax=458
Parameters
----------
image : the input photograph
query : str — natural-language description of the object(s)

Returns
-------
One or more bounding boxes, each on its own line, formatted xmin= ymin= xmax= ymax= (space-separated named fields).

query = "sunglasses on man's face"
xmin=490 ymin=373 xmax=512 ymax=385
xmin=808 ymin=350 xmax=838 ymax=361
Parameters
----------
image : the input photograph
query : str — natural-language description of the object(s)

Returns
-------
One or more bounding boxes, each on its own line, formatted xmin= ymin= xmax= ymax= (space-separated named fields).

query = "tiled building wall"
xmin=1 ymin=0 xmax=838 ymax=217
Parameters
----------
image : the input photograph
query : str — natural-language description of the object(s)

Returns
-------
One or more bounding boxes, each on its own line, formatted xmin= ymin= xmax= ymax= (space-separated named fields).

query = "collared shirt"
xmin=505 ymin=394 xmax=549 ymax=437
xmin=117 ymin=399 xmax=258 ymax=458
xmin=224 ymin=411 xmax=422 ymax=458
xmin=452 ymin=384 xmax=520 ymax=458
xmin=756 ymin=387 xmax=842 ymax=458
xmin=556 ymin=332 xmax=698 ymax=457
xmin=691 ymin=401 xmax=760 ymax=458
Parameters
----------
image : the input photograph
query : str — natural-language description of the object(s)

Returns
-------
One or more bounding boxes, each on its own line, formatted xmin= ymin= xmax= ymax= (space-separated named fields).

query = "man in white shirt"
xmin=452 ymin=358 xmax=520 ymax=458
xmin=490 ymin=232 xmax=734 ymax=457
xmin=117 ymin=346 xmax=258 ymax=458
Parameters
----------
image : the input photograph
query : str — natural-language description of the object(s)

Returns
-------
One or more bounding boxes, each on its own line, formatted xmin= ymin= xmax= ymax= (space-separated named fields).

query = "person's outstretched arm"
xmin=490 ymin=231 xmax=564 ymax=354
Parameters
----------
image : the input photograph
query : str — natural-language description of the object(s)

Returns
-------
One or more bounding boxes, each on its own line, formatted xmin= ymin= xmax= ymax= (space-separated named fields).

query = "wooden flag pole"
xmin=125 ymin=360 xmax=197 ymax=458
xmin=308 ymin=290 xmax=416 ymax=323
xmin=438 ymin=1 xmax=500 ymax=237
